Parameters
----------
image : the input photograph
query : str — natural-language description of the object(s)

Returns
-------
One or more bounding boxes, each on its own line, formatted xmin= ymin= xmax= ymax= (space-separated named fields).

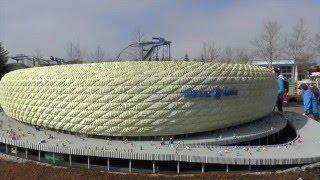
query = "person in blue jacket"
xmin=274 ymin=67 xmax=284 ymax=112
xmin=299 ymin=83 xmax=319 ymax=121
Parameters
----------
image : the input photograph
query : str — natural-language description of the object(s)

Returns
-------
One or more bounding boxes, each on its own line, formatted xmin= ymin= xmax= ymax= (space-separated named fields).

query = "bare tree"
xmin=131 ymin=27 xmax=146 ymax=43
xmin=184 ymin=52 xmax=189 ymax=61
xmin=0 ymin=42 xmax=8 ymax=66
xmin=126 ymin=27 xmax=147 ymax=61
xmin=221 ymin=46 xmax=233 ymax=63
xmin=234 ymin=48 xmax=253 ymax=64
xmin=220 ymin=47 xmax=252 ymax=64
xmin=66 ymin=42 xmax=74 ymax=60
xmin=73 ymin=43 xmax=84 ymax=61
xmin=91 ymin=45 xmax=105 ymax=62
xmin=104 ymin=51 xmax=114 ymax=62
xmin=201 ymin=41 xmax=220 ymax=62
xmin=32 ymin=48 xmax=44 ymax=66
xmin=65 ymin=42 xmax=86 ymax=61
xmin=284 ymin=19 xmax=315 ymax=76
xmin=252 ymin=19 xmax=282 ymax=66
xmin=33 ymin=48 xmax=43 ymax=59
xmin=285 ymin=18 xmax=313 ymax=61
xmin=312 ymin=33 xmax=320 ymax=58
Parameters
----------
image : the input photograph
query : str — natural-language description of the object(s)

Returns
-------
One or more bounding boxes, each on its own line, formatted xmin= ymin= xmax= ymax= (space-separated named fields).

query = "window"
xmin=284 ymin=74 xmax=292 ymax=79
xmin=280 ymin=66 xmax=292 ymax=74
xmin=278 ymin=66 xmax=293 ymax=80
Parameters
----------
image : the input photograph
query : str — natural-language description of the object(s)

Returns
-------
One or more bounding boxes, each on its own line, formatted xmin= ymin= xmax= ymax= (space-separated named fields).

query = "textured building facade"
xmin=0 ymin=62 xmax=276 ymax=136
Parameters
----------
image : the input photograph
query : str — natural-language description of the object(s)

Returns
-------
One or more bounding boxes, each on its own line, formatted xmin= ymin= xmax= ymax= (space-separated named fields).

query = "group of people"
xmin=274 ymin=67 xmax=319 ymax=121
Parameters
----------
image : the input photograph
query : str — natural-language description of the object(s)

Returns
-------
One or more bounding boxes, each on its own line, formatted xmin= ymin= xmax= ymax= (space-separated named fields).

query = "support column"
xmin=201 ymin=163 xmax=205 ymax=173
xmin=152 ymin=161 xmax=156 ymax=173
xmin=69 ymin=154 xmax=72 ymax=166
xmin=273 ymin=133 xmax=276 ymax=143
xmin=249 ymin=164 xmax=252 ymax=171
xmin=38 ymin=151 xmax=41 ymax=161
xmin=107 ymin=158 xmax=110 ymax=171
xmin=129 ymin=160 xmax=132 ymax=172
xmin=15 ymin=147 xmax=17 ymax=157
xmin=177 ymin=161 xmax=180 ymax=174
xmin=25 ymin=149 xmax=28 ymax=159
xmin=294 ymin=65 xmax=298 ymax=82
xmin=53 ymin=152 xmax=55 ymax=164
xmin=5 ymin=144 xmax=8 ymax=153
xmin=226 ymin=164 xmax=229 ymax=172
xmin=87 ymin=156 xmax=90 ymax=169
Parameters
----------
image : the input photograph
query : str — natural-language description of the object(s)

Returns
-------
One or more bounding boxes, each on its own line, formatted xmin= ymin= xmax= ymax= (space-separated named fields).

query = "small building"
xmin=252 ymin=59 xmax=301 ymax=81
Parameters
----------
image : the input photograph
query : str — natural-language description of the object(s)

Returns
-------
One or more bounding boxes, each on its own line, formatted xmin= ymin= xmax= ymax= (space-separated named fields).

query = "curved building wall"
xmin=0 ymin=62 xmax=276 ymax=136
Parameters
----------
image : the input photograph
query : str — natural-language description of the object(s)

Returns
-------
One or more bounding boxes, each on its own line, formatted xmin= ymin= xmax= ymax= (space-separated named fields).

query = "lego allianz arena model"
xmin=0 ymin=62 xmax=276 ymax=136
xmin=1 ymin=61 xmax=320 ymax=174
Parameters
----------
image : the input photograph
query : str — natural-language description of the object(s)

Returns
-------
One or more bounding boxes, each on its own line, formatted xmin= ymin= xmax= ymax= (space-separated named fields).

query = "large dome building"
xmin=0 ymin=62 xmax=276 ymax=136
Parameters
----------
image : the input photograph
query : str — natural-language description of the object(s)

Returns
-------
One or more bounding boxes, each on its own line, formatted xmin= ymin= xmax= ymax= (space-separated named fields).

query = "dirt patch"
xmin=0 ymin=159 xmax=318 ymax=180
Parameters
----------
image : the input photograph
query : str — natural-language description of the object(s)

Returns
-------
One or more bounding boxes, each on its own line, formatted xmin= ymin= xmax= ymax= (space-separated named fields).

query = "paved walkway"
xmin=0 ymin=112 xmax=286 ymax=150
xmin=285 ymin=104 xmax=304 ymax=114
xmin=0 ymin=111 xmax=319 ymax=165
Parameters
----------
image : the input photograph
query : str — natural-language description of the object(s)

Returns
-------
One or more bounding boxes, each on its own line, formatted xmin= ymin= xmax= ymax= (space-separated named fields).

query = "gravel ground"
xmin=284 ymin=104 xmax=304 ymax=114
xmin=0 ymin=158 xmax=318 ymax=180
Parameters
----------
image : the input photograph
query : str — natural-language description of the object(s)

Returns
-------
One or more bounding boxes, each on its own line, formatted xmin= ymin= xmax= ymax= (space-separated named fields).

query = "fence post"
xmin=202 ymin=163 xmax=205 ymax=173
xmin=69 ymin=154 xmax=72 ymax=166
xmin=177 ymin=161 xmax=180 ymax=174
xmin=107 ymin=158 xmax=110 ymax=171
xmin=87 ymin=156 xmax=90 ymax=169
xmin=152 ymin=160 xmax=156 ymax=173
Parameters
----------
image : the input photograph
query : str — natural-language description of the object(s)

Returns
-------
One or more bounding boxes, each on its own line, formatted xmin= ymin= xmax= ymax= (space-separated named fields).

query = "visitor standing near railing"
xmin=274 ymin=67 xmax=284 ymax=112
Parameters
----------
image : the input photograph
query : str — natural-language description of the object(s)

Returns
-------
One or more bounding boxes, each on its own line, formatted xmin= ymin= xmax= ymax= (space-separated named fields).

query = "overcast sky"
xmin=1 ymin=0 xmax=320 ymax=60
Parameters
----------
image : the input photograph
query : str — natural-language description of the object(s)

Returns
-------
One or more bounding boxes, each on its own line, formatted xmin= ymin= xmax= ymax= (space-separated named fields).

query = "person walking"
xmin=299 ymin=83 xmax=319 ymax=121
xmin=274 ymin=67 xmax=284 ymax=112
xmin=308 ymin=80 xmax=320 ymax=102
xmin=282 ymin=76 xmax=289 ymax=104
